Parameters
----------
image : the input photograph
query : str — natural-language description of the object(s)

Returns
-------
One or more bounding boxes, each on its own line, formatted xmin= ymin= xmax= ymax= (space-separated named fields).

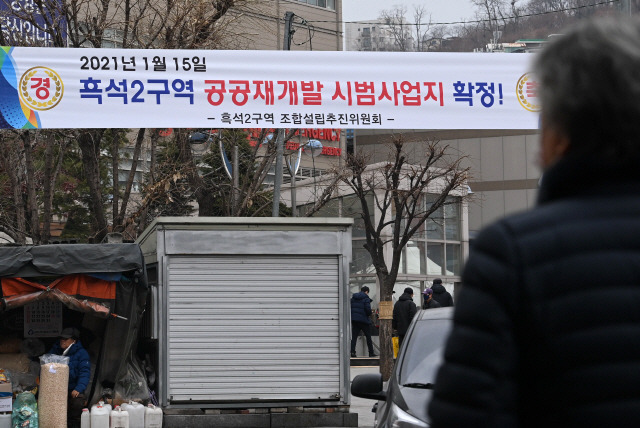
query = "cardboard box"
xmin=0 ymin=382 xmax=12 ymax=412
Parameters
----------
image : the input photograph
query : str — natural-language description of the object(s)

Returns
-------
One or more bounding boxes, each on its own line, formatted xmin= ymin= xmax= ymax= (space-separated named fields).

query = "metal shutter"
xmin=166 ymin=255 xmax=341 ymax=402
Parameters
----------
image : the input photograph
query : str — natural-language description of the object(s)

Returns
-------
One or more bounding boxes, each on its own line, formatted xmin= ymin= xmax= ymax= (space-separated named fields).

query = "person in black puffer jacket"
xmin=430 ymin=279 xmax=453 ymax=307
xmin=392 ymin=287 xmax=417 ymax=348
xmin=429 ymin=17 xmax=640 ymax=428
xmin=350 ymin=286 xmax=377 ymax=357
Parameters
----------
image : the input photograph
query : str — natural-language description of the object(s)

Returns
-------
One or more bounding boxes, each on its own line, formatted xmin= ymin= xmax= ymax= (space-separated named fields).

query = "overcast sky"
xmin=341 ymin=0 xmax=478 ymax=25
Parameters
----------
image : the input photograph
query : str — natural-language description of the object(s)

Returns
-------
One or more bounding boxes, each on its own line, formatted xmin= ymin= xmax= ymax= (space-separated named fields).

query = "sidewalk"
xmin=348 ymin=366 xmax=378 ymax=428
xmin=319 ymin=365 xmax=379 ymax=428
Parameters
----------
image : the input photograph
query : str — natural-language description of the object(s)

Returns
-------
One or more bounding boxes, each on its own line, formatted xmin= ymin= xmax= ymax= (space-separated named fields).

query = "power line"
xmin=305 ymin=0 xmax=620 ymax=26
xmin=291 ymin=16 xmax=316 ymax=48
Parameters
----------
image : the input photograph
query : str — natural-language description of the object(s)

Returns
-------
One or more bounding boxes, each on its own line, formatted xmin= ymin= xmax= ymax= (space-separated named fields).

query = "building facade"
xmin=343 ymin=20 xmax=400 ymax=51
xmin=353 ymin=129 xmax=541 ymax=240
xmin=228 ymin=0 xmax=343 ymax=51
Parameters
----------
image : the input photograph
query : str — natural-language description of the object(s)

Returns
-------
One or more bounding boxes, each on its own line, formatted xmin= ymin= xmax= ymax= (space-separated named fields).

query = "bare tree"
xmin=0 ymin=129 xmax=74 ymax=244
xmin=412 ymin=5 xmax=432 ymax=52
xmin=0 ymin=0 xmax=251 ymax=242
xmin=340 ymin=136 xmax=470 ymax=380
xmin=374 ymin=5 xmax=439 ymax=52
xmin=141 ymin=128 xmax=301 ymax=219
xmin=0 ymin=133 xmax=27 ymax=244
xmin=40 ymin=132 xmax=71 ymax=243
xmin=380 ymin=5 xmax=413 ymax=51
xmin=463 ymin=0 xmax=619 ymax=49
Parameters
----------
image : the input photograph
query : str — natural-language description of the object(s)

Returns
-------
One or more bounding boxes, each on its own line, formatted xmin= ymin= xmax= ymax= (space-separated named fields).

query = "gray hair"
xmin=534 ymin=17 xmax=640 ymax=162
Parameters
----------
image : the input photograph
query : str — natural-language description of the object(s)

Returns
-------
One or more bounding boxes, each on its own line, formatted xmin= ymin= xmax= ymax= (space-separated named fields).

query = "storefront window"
xmin=424 ymin=195 xmax=462 ymax=276
xmin=446 ymin=244 xmax=461 ymax=276
xmin=445 ymin=202 xmax=460 ymax=240
xmin=401 ymin=240 xmax=425 ymax=274
xmin=427 ymin=243 xmax=444 ymax=275
xmin=426 ymin=196 xmax=444 ymax=240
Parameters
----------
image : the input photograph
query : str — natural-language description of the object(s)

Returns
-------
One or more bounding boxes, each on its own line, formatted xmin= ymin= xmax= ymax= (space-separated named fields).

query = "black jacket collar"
xmin=537 ymin=152 xmax=640 ymax=205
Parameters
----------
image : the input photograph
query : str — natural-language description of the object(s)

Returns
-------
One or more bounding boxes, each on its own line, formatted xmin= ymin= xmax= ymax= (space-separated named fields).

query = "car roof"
xmin=415 ymin=307 xmax=454 ymax=321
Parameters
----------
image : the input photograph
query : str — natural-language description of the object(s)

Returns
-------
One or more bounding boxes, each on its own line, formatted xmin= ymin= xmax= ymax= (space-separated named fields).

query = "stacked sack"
xmin=38 ymin=355 xmax=69 ymax=428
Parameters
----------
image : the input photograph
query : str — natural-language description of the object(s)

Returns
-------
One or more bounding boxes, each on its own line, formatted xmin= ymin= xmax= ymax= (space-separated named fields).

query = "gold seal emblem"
xmin=19 ymin=66 xmax=64 ymax=111
xmin=516 ymin=73 xmax=540 ymax=112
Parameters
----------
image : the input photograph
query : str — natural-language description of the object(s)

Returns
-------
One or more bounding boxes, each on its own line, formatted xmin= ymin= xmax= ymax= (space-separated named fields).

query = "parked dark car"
xmin=351 ymin=307 xmax=453 ymax=428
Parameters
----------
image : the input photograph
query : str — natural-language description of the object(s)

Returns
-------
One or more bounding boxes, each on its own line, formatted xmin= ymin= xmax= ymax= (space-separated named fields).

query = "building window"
xmin=295 ymin=0 xmax=336 ymax=10
xmin=425 ymin=195 xmax=462 ymax=276
xmin=397 ymin=195 xmax=463 ymax=276
xmin=102 ymin=28 xmax=124 ymax=48
xmin=403 ymin=240 xmax=425 ymax=274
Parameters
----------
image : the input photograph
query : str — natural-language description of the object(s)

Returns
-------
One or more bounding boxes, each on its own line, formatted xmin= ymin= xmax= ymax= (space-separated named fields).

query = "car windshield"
xmin=398 ymin=319 xmax=452 ymax=385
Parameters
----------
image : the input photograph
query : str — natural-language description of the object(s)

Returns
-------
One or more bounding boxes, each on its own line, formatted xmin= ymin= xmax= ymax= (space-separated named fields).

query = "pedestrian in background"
xmin=422 ymin=288 xmax=441 ymax=309
xmin=430 ymin=278 xmax=453 ymax=307
xmin=392 ymin=287 xmax=417 ymax=348
xmin=350 ymin=286 xmax=377 ymax=357
xmin=429 ymin=16 xmax=640 ymax=428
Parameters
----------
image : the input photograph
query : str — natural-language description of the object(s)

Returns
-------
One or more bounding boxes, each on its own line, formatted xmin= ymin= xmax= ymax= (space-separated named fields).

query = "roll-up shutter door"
xmin=167 ymin=255 xmax=341 ymax=402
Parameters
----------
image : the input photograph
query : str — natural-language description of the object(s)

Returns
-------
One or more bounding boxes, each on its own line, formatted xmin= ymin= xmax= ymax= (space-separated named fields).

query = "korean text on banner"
xmin=0 ymin=47 xmax=540 ymax=130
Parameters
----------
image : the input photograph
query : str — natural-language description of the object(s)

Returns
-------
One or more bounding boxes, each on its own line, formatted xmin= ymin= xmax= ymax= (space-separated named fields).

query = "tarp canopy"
xmin=2 ymin=274 xmax=116 ymax=315
xmin=0 ymin=243 xmax=146 ymax=277
xmin=0 ymin=244 xmax=146 ymax=315
xmin=0 ymin=243 xmax=149 ymax=406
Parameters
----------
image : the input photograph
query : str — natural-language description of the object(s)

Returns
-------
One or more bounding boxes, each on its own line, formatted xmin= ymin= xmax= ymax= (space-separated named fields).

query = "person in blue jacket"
xmin=49 ymin=327 xmax=91 ymax=428
xmin=350 ymin=286 xmax=377 ymax=358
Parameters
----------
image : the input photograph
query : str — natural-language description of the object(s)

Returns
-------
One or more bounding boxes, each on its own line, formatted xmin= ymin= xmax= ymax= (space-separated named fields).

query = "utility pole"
xmin=283 ymin=11 xmax=295 ymax=51
xmin=272 ymin=11 xmax=295 ymax=217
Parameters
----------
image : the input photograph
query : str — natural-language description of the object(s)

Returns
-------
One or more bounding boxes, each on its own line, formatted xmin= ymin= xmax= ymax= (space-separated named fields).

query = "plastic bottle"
xmin=91 ymin=404 xmax=110 ymax=428
xmin=92 ymin=400 xmax=112 ymax=413
xmin=0 ymin=413 xmax=11 ymax=428
xmin=122 ymin=401 xmax=145 ymax=428
xmin=144 ymin=404 xmax=163 ymax=428
xmin=110 ymin=405 xmax=129 ymax=428
xmin=81 ymin=408 xmax=91 ymax=428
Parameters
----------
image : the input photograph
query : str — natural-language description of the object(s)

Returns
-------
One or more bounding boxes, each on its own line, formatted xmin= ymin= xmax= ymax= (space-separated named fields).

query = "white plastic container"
xmin=92 ymin=400 xmax=112 ymax=413
xmin=110 ymin=405 xmax=129 ymax=428
xmin=121 ymin=402 xmax=145 ymax=428
xmin=144 ymin=404 xmax=163 ymax=428
xmin=0 ymin=413 xmax=11 ymax=428
xmin=91 ymin=404 xmax=110 ymax=428
xmin=81 ymin=408 xmax=91 ymax=428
